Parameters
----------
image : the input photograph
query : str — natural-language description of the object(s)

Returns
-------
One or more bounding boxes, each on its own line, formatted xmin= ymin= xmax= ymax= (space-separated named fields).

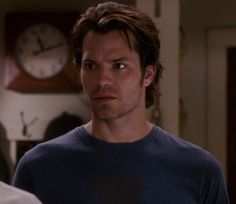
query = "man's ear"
xmin=143 ymin=65 xmax=156 ymax=87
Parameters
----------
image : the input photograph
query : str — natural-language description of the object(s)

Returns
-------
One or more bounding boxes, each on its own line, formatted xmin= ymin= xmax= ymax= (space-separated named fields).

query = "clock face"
xmin=14 ymin=23 xmax=69 ymax=80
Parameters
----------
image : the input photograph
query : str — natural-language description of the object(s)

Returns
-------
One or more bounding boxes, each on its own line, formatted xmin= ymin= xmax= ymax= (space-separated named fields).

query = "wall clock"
xmin=15 ymin=23 xmax=69 ymax=80
xmin=4 ymin=12 xmax=81 ymax=93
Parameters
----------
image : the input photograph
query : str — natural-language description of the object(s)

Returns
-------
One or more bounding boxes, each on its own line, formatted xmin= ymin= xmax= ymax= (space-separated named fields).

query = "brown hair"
xmin=72 ymin=2 xmax=163 ymax=107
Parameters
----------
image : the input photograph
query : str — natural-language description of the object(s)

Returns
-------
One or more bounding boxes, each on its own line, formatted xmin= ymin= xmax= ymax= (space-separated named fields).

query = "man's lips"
xmin=93 ymin=95 xmax=117 ymax=102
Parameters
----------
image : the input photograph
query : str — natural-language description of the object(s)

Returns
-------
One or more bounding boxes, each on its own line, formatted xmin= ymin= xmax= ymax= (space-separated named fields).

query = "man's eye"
xmin=82 ymin=63 xmax=96 ymax=70
xmin=113 ymin=63 xmax=126 ymax=70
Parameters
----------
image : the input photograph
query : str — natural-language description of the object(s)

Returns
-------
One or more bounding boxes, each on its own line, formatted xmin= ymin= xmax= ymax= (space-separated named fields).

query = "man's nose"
xmin=96 ymin=66 xmax=113 ymax=87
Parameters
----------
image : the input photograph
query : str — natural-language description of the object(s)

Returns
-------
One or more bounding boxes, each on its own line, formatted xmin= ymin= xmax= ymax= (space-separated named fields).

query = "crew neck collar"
xmin=77 ymin=125 xmax=158 ymax=151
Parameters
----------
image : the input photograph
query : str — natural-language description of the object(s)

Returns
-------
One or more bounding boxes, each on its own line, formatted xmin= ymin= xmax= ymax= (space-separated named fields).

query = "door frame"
xmin=206 ymin=27 xmax=236 ymax=176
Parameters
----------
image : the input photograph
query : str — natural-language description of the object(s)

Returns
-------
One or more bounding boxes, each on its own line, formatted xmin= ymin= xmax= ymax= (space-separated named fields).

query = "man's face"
xmin=80 ymin=30 xmax=152 ymax=121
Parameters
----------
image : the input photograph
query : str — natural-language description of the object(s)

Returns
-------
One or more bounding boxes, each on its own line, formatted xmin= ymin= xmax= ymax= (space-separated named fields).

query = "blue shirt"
xmin=12 ymin=126 xmax=229 ymax=204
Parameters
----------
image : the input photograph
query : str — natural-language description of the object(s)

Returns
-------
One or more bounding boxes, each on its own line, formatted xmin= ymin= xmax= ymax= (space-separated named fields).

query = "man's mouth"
xmin=93 ymin=95 xmax=117 ymax=103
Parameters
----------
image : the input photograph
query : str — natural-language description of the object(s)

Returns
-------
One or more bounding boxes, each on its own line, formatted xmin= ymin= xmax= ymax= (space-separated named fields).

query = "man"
xmin=12 ymin=2 xmax=229 ymax=204
xmin=0 ymin=181 xmax=42 ymax=204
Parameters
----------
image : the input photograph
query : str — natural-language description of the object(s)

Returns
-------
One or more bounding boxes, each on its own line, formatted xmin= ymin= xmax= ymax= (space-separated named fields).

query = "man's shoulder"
xmin=153 ymin=126 xmax=219 ymax=166
xmin=21 ymin=126 xmax=85 ymax=162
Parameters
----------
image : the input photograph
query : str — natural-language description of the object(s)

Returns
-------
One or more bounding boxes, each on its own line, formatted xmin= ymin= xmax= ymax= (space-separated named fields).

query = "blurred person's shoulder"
xmin=0 ymin=181 xmax=42 ymax=204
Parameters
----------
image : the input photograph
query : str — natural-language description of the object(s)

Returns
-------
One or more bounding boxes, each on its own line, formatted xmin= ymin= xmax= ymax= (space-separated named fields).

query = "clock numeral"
xmin=39 ymin=69 xmax=45 ymax=78
xmin=51 ymin=64 xmax=56 ymax=71
xmin=30 ymin=65 xmax=35 ymax=73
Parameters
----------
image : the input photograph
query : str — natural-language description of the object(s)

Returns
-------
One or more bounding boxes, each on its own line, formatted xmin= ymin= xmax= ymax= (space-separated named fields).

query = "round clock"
xmin=14 ymin=23 xmax=69 ymax=80
xmin=4 ymin=12 xmax=80 ymax=93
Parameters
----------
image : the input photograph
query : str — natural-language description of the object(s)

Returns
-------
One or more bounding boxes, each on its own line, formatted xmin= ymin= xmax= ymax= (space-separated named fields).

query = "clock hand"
xmin=36 ymin=36 xmax=45 ymax=51
xmin=33 ymin=42 xmax=66 ymax=55
xmin=32 ymin=30 xmax=45 ymax=52
xmin=43 ymin=42 xmax=66 ymax=51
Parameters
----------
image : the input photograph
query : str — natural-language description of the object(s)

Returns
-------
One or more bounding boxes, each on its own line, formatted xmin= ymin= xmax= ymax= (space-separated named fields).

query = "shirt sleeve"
xmin=200 ymin=156 xmax=230 ymax=204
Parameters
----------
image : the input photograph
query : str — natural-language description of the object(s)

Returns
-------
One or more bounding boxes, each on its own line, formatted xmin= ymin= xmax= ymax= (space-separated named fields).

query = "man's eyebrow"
xmin=82 ymin=57 xmax=128 ymax=63
xmin=82 ymin=59 xmax=95 ymax=63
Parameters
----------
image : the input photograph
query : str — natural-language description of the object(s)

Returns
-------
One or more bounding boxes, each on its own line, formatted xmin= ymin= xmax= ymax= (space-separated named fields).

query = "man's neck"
xmin=84 ymin=117 xmax=153 ymax=143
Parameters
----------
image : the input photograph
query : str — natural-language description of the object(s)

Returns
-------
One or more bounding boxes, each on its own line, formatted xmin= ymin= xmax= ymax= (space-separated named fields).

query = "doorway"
xmin=226 ymin=47 xmax=236 ymax=203
xmin=207 ymin=28 xmax=236 ymax=203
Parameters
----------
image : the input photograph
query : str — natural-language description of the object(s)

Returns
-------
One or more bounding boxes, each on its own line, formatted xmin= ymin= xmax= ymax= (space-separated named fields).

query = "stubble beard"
xmin=92 ymin=95 xmax=142 ymax=121
xmin=90 ymin=85 xmax=144 ymax=122
xmin=85 ymin=73 xmax=146 ymax=122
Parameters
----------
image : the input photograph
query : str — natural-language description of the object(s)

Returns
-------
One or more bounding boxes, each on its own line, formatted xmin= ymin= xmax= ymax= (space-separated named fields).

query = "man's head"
xmin=73 ymin=2 xmax=163 ymax=108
